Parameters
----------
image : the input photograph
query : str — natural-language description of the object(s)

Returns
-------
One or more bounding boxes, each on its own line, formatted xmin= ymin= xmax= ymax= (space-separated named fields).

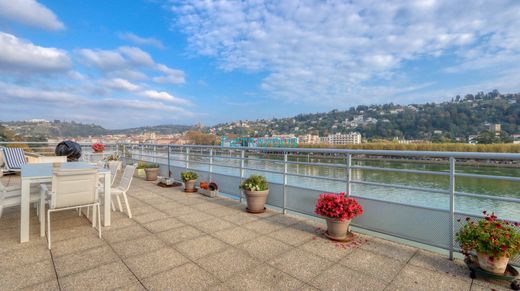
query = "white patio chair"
xmin=40 ymin=168 xmax=101 ymax=249
xmin=1 ymin=147 xmax=27 ymax=173
xmin=108 ymin=161 xmax=122 ymax=186
xmin=111 ymin=164 xmax=136 ymax=218
xmin=0 ymin=172 xmax=41 ymax=219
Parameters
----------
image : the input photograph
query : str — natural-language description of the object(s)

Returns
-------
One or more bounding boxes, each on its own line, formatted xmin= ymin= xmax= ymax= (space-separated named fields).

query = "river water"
xmin=138 ymin=150 xmax=520 ymax=221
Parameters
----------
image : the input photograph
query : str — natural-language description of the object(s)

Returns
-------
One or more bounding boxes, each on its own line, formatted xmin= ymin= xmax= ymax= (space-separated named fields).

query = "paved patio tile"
xmin=196 ymin=248 xmax=260 ymax=281
xmin=221 ymin=212 xmax=261 ymax=225
xmin=51 ymin=235 xmax=106 ymax=257
xmin=47 ymin=224 xmax=99 ymax=242
xmin=265 ymin=214 xmax=303 ymax=226
xmin=268 ymin=249 xmax=334 ymax=282
xmin=340 ymin=248 xmax=406 ymax=283
xmin=142 ymin=217 xmax=185 ymax=233
xmin=204 ymin=206 xmax=241 ymax=217
xmin=103 ymin=225 xmax=150 ymax=244
xmin=268 ymin=226 xmax=314 ymax=246
xmin=129 ymin=205 xmax=158 ymax=216
xmin=237 ymin=235 xmax=294 ymax=261
xmin=124 ymin=247 xmax=189 ymax=279
xmin=133 ymin=211 xmax=170 ymax=224
xmin=142 ymin=262 xmax=219 ymax=291
xmin=177 ymin=212 xmax=215 ymax=224
xmin=389 ymin=264 xmax=472 ymax=291
xmin=310 ymin=263 xmax=387 ymax=291
xmin=59 ymin=261 xmax=138 ymax=291
xmin=0 ymin=259 xmax=56 ymax=290
xmin=174 ymin=235 xmax=227 ymax=260
xmin=243 ymin=219 xmax=284 ymax=234
xmin=54 ymin=245 xmax=119 ymax=277
xmin=111 ymin=235 xmax=166 ymax=258
xmin=409 ymin=249 xmax=470 ymax=279
xmin=471 ymin=279 xmax=512 ymax=291
xmin=212 ymin=226 xmax=259 ymax=245
xmin=0 ymin=243 xmax=51 ymax=268
xmin=194 ymin=217 xmax=236 ymax=233
xmin=359 ymin=236 xmax=418 ymax=262
xmin=113 ymin=282 xmax=147 ymax=291
xmin=20 ymin=279 xmax=60 ymax=291
xmin=299 ymin=235 xmax=353 ymax=261
xmin=191 ymin=202 xmax=223 ymax=211
xmin=162 ymin=206 xmax=198 ymax=217
xmin=156 ymin=225 xmax=204 ymax=244
xmin=152 ymin=201 xmax=185 ymax=211
xmin=226 ymin=263 xmax=305 ymax=291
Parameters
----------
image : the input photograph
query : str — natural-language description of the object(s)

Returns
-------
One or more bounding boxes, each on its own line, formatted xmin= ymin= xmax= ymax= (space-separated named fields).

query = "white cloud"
xmin=154 ymin=64 xmax=186 ymax=84
xmin=0 ymin=32 xmax=71 ymax=73
xmin=76 ymin=46 xmax=186 ymax=84
xmin=171 ymin=0 xmax=520 ymax=104
xmin=101 ymin=78 xmax=141 ymax=92
xmin=140 ymin=90 xmax=191 ymax=105
xmin=76 ymin=46 xmax=154 ymax=71
xmin=118 ymin=32 xmax=164 ymax=48
xmin=0 ymin=0 xmax=65 ymax=30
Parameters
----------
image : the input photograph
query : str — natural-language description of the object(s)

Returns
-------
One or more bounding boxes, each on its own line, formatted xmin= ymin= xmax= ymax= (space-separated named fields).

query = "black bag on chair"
xmin=55 ymin=141 xmax=82 ymax=161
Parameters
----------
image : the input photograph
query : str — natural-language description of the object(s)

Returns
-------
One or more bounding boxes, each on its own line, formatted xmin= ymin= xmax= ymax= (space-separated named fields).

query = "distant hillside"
xmin=110 ymin=124 xmax=193 ymax=135
xmin=212 ymin=90 xmax=520 ymax=141
xmin=0 ymin=121 xmax=193 ymax=139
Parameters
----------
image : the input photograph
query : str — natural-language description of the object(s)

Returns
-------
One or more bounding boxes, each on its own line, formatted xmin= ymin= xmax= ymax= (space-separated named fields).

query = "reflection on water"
xmin=136 ymin=150 xmax=520 ymax=221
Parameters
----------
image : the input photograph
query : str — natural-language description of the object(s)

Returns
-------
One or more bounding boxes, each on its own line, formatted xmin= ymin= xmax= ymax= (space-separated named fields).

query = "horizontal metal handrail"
xmin=351 ymin=165 xmax=451 ymax=176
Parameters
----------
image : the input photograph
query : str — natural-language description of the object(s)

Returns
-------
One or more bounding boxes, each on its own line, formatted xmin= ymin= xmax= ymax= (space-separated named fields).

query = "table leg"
xmin=103 ymin=173 xmax=111 ymax=226
xmin=20 ymin=179 xmax=30 ymax=243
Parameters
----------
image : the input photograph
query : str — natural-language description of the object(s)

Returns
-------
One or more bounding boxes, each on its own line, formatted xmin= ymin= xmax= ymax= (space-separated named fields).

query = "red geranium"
xmin=315 ymin=192 xmax=363 ymax=222
xmin=92 ymin=143 xmax=105 ymax=152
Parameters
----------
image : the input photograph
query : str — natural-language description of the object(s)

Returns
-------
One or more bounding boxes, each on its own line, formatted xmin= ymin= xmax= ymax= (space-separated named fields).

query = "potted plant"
xmin=239 ymin=175 xmax=269 ymax=213
xmin=315 ymin=193 xmax=363 ymax=240
xmin=456 ymin=211 xmax=520 ymax=275
xmin=198 ymin=181 xmax=219 ymax=197
xmin=106 ymin=153 xmax=121 ymax=169
xmin=92 ymin=143 xmax=105 ymax=153
xmin=135 ymin=162 xmax=159 ymax=180
xmin=181 ymin=171 xmax=198 ymax=192
xmin=143 ymin=163 xmax=160 ymax=181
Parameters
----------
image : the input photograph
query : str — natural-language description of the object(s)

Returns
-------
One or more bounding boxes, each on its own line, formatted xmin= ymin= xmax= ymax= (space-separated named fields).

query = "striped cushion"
xmin=2 ymin=148 xmax=26 ymax=170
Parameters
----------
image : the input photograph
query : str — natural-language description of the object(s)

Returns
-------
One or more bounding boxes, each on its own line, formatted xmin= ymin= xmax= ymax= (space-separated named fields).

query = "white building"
xmin=298 ymin=134 xmax=321 ymax=144
xmin=327 ymin=132 xmax=362 ymax=145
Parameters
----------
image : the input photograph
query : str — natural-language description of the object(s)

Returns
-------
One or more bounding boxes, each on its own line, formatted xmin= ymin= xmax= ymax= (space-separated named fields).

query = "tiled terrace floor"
xmin=0 ymin=175 xmax=513 ymax=290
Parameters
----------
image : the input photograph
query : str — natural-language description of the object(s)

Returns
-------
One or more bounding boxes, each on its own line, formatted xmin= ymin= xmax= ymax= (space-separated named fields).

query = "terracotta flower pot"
xmin=477 ymin=252 xmax=509 ymax=275
xmin=325 ymin=218 xmax=351 ymax=239
xmin=244 ymin=189 xmax=269 ymax=212
xmin=144 ymin=168 xmax=159 ymax=181
xmin=184 ymin=180 xmax=196 ymax=191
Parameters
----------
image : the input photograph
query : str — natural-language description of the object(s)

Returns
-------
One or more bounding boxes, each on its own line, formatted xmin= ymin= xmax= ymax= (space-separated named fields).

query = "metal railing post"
xmin=153 ymin=145 xmax=157 ymax=163
xmin=239 ymin=150 xmax=245 ymax=203
xmin=209 ymin=148 xmax=214 ymax=181
xmin=346 ymin=153 xmax=352 ymax=196
xmin=449 ymin=157 xmax=456 ymax=260
xmin=167 ymin=145 xmax=171 ymax=177
xmin=185 ymin=147 xmax=190 ymax=169
xmin=283 ymin=152 xmax=288 ymax=214
xmin=140 ymin=144 xmax=144 ymax=161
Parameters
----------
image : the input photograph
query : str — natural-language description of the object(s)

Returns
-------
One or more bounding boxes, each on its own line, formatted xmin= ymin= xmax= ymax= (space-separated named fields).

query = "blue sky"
xmin=1 ymin=0 xmax=519 ymax=129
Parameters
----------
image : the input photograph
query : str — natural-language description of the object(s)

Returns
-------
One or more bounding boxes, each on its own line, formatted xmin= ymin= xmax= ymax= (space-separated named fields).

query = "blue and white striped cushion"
xmin=2 ymin=148 xmax=26 ymax=170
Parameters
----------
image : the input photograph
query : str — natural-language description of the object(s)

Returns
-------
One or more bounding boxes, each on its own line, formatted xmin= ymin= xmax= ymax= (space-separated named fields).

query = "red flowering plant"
xmin=456 ymin=211 xmax=520 ymax=259
xmin=92 ymin=143 xmax=105 ymax=152
xmin=314 ymin=193 xmax=363 ymax=221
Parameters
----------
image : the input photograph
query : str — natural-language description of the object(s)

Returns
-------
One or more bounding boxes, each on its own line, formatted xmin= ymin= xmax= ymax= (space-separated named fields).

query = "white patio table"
xmin=20 ymin=162 xmax=111 ymax=243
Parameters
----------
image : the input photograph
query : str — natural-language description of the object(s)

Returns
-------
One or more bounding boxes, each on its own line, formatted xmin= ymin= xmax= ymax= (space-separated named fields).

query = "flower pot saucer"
xmin=246 ymin=207 xmax=266 ymax=214
xmin=324 ymin=231 xmax=355 ymax=242
xmin=184 ymin=188 xmax=198 ymax=193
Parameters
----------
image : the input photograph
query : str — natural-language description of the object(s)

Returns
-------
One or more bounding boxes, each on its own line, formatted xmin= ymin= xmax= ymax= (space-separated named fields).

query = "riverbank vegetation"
xmin=299 ymin=143 xmax=520 ymax=153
